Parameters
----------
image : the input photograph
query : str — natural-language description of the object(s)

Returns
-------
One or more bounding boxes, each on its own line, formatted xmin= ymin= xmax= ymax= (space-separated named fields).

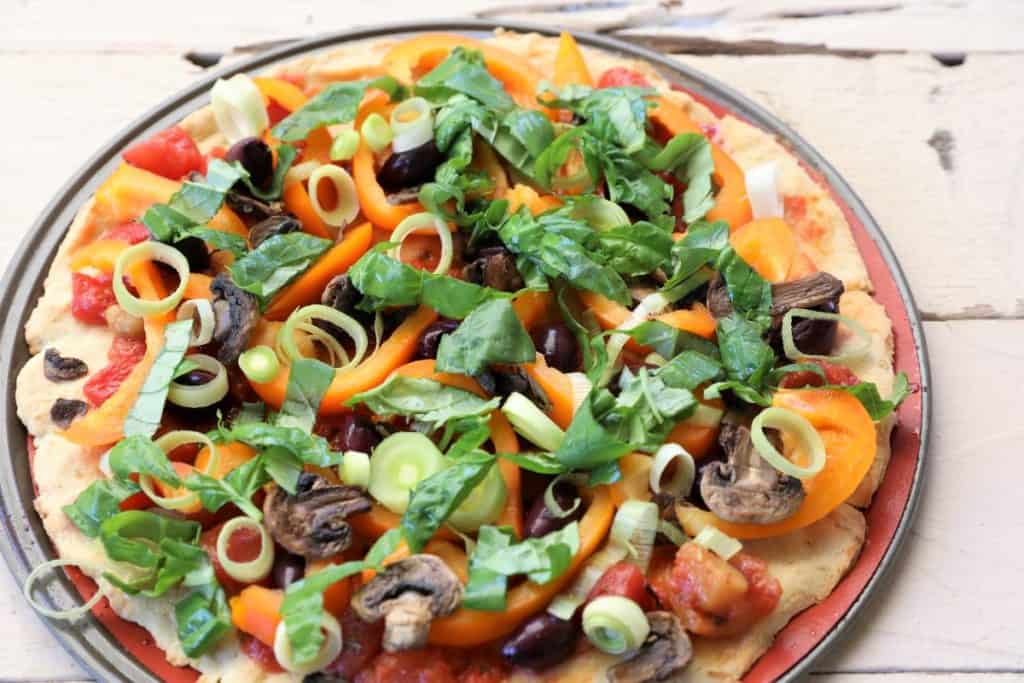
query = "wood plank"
xmin=674 ymin=52 xmax=1024 ymax=319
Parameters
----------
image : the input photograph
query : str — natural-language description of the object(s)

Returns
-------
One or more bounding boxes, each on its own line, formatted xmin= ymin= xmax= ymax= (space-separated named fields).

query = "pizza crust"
xmin=17 ymin=30 xmax=893 ymax=682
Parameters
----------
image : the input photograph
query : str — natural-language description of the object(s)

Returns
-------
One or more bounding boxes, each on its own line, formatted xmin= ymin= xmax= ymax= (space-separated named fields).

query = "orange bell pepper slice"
xmin=578 ymin=290 xmax=716 ymax=352
xmin=511 ymin=291 xmax=555 ymax=331
xmin=553 ymin=32 xmax=593 ymax=87
xmin=730 ymin=218 xmax=797 ymax=283
xmin=609 ymin=452 xmax=652 ymax=506
xmin=264 ymin=221 xmax=373 ymax=320
xmin=428 ymin=486 xmax=613 ymax=646
xmin=649 ymin=98 xmax=752 ymax=231
xmin=69 ymin=239 xmax=130 ymax=273
xmin=506 ymin=184 xmax=563 ymax=215
xmin=282 ymin=180 xmax=332 ymax=239
xmin=303 ymin=127 xmax=333 ymax=165
xmin=253 ymin=77 xmax=308 ymax=113
xmin=62 ymin=262 xmax=170 ymax=447
xmin=677 ymin=389 xmax=876 ymax=539
xmin=182 ymin=273 xmax=214 ymax=302
xmin=230 ymin=585 xmax=283 ymax=647
xmin=249 ymin=305 xmax=438 ymax=412
xmin=665 ymin=387 xmax=725 ymax=460
xmin=194 ymin=441 xmax=257 ymax=478
xmin=521 ymin=355 xmax=576 ymax=429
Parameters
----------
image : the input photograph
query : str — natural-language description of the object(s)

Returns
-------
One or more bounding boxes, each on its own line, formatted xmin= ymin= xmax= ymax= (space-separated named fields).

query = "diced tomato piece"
xmin=357 ymin=647 xmax=457 ymax=683
xmin=266 ymin=99 xmax=291 ymax=126
xmin=71 ymin=272 xmax=116 ymax=326
xmin=82 ymin=335 xmax=147 ymax=407
xmin=200 ymin=522 xmax=268 ymax=595
xmin=208 ymin=145 xmax=227 ymax=160
xmin=118 ymin=490 xmax=152 ymax=511
xmin=103 ymin=221 xmax=150 ymax=244
xmin=240 ymin=632 xmax=284 ymax=673
xmin=778 ymin=359 xmax=860 ymax=389
xmin=586 ymin=561 xmax=654 ymax=611
xmin=324 ymin=607 xmax=384 ymax=679
xmin=597 ymin=67 xmax=651 ymax=88
xmin=122 ymin=126 xmax=206 ymax=180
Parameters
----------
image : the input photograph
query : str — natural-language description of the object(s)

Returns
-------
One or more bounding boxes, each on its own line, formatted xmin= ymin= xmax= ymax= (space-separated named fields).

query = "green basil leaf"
xmin=281 ymin=559 xmax=368 ymax=665
xmin=180 ymin=227 xmax=248 ymax=259
xmin=496 ymin=451 xmax=567 ymax=475
xmin=716 ymin=313 xmax=775 ymax=392
xmin=278 ymin=358 xmax=334 ymax=432
xmin=347 ymin=375 xmax=500 ymax=433
xmin=623 ymin=320 xmax=720 ymax=361
xmin=401 ymin=451 xmax=495 ymax=553
xmin=229 ymin=232 xmax=332 ymax=305
xmin=99 ymin=510 xmax=200 ymax=569
xmin=261 ymin=446 xmax=303 ymax=494
xmin=175 ymin=562 xmax=232 ymax=657
xmin=62 ymin=478 xmax=141 ymax=538
xmin=435 ymin=299 xmax=536 ymax=375
xmin=184 ymin=455 xmax=268 ymax=520
xmin=271 ymin=77 xmax=403 ymax=142
xmin=595 ymin=220 xmax=674 ymax=276
xmin=554 ymin=391 xmax=631 ymax=470
xmin=463 ymin=525 xmax=514 ymax=610
xmin=640 ymin=133 xmax=714 ymax=222
xmin=141 ymin=204 xmax=192 ymax=243
xmin=108 ymin=434 xmax=181 ymax=487
xmin=123 ymin=319 xmax=193 ymax=437
xmin=716 ymin=246 xmax=772 ymax=319
xmin=171 ymin=181 xmax=227 ymax=225
xmin=837 ymin=372 xmax=910 ymax=420
xmin=476 ymin=522 xmax=579 ymax=584
xmin=415 ymin=48 xmax=515 ymax=112
xmin=224 ymin=422 xmax=341 ymax=467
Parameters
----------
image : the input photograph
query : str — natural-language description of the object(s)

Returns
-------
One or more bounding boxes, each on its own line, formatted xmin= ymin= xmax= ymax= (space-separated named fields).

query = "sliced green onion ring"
xmin=693 ymin=526 xmax=742 ymax=560
xmin=216 ymin=517 xmax=274 ymax=583
xmin=330 ymin=129 xmax=361 ymax=161
xmin=448 ymin=462 xmax=508 ymax=532
xmin=684 ymin=402 xmax=725 ymax=428
xmin=566 ymin=372 xmax=592 ymax=413
xmin=657 ymin=519 xmax=688 ymax=546
xmin=602 ymin=291 xmax=670 ymax=386
xmin=367 ymin=432 xmax=445 ymax=514
xmin=501 ymin=392 xmax=565 ymax=452
xmin=113 ymin=242 xmax=189 ymax=317
xmin=284 ymin=160 xmax=320 ymax=187
xmin=239 ymin=345 xmax=281 ymax=384
xmin=609 ymin=500 xmax=659 ymax=572
xmin=211 ymin=74 xmax=269 ymax=143
xmin=781 ymin=307 xmax=871 ymax=363
xmin=279 ymin=304 xmax=368 ymax=372
xmin=308 ymin=164 xmax=360 ymax=228
xmin=569 ymin=196 xmax=630 ymax=232
xmin=390 ymin=212 xmax=454 ymax=276
xmin=649 ymin=443 xmax=696 ymax=497
xmin=23 ymin=559 xmax=105 ymax=621
xmin=390 ymin=97 xmax=434 ymax=153
xmin=294 ymin=321 xmax=349 ymax=366
xmin=543 ymin=473 xmax=584 ymax=519
xmin=167 ymin=354 xmax=229 ymax=408
xmin=547 ymin=543 xmax=629 ymax=620
xmin=361 ymin=112 xmax=393 ymax=153
xmin=176 ymin=298 xmax=216 ymax=346
xmin=273 ymin=612 xmax=343 ymax=675
xmin=643 ymin=352 xmax=668 ymax=367
xmin=751 ymin=406 xmax=826 ymax=480
xmin=339 ymin=450 xmax=371 ymax=488
xmin=582 ymin=595 xmax=651 ymax=655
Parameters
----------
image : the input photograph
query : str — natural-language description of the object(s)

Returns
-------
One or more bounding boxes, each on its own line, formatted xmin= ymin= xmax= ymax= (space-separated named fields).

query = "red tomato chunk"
xmin=240 ymin=633 xmax=284 ymax=673
xmin=71 ymin=272 xmax=116 ymax=325
xmin=778 ymin=359 xmax=860 ymax=389
xmin=103 ymin=221 xmax=150 ymax=244
xmin=122 ymin=126 xmax=206 ymax=180
xmin=82 ymin=336 xmax=146 ymax=407
xmin=597 ymin=67 xmax=651 ymax=88
xmin=586 ymin=561 xmax=654 ymax=611
xmin=323 ymin=607 xmax=385 ymax=679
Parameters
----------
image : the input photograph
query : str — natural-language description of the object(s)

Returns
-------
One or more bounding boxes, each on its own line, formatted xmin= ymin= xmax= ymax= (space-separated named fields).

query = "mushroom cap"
xmin=463 ymin=247 xmax=524 ymax=292
xmin=351 ymin=555 xmax=463 ymax=652
xmin=263 ymin=473 xmax=371 ymax=560
xmin=700 ymin=423 xmax=805 ymax=525
xmin=607 ymin=611 xmax=693 ymax=683
xmin=707 ymin=271 xmax=844 ymax=322
xmin=248 ymin=215 xmax=300 ymax=249
xmin=210 ymin=273 xmax=259 ymax=364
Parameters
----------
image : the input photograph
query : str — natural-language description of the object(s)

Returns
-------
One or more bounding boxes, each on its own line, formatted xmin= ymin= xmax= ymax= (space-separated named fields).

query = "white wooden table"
xmin=2 ymin=1 xmax=1022 ymax=681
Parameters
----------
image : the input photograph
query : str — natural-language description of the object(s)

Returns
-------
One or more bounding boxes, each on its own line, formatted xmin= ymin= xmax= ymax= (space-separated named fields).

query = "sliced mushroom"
xmin=699 ymin=422 xmax=805 ymax=524
xmin=476 ymin=365 xmax=552 ymax=410
xmin=50 ymin=398 xmax=88 ymax=428
xmin=321 ymin=274 xmax=361 ymax=314
xmin=226 ymin=190 xmax=284 ymax=222
xmin=210 ymin=273 xmax=259 ymax=364
xmin=263 ymin=473 xmax=371 ymax=560
xmin=607 ymin=612 xmax=693 ymax=683
xmin=43 ymin=348 xmax=88 ymax=382
xmin=463 ymin=247 xmax=524 ymax=292
xmin=707 ymin=271 xmax=844 ymax=355
xmin=351 ymin=554 xmax=463 ymax=652
xmin=249 ymin=214 xmax=300 ymax=249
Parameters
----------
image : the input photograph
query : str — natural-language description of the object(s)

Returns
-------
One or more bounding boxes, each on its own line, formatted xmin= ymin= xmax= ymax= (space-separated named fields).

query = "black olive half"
xmin=226 ymin=137 xmax=274 ymax=190
xmin=376 ymin=141 xmax=445 ymax=193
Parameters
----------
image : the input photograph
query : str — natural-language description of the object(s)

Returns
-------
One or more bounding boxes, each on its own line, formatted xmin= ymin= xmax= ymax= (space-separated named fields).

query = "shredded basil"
xmin=229 ymin=232 xmax=332 ymax=306
xmin=123 ymin=320 xmax=193 ymax=437
xmin=347 ymin=375 xmax=500 ymax=434
xmin=435 ymin=298 xmax=536 ymax=376
xmin=271 ymin=77 xmax=404 ymax=142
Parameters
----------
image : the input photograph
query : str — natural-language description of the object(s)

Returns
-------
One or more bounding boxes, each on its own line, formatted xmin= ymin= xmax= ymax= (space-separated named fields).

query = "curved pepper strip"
xmin=282 ymin=180 xmax=332 ymax=239
xmin=649 ymin=97 xmax=753 ymax=231
xmin=249 ymin=305 xmax=438 ymax=412
xmin=264 ymin=221 xmax=373 ymax=320
xmin=62 ymin=260 xmax=171 ymax=446
xmin=666 ymin=386 xmax=726 ymax=460
xmin=521 ymin=355 xmax=576 ymax=429
xmin=676 ymin=388 xmax=876 ymax=539
xmin=505 ymin=184 xmax=563 ymax=215
xmin=253 ymin=77 xmax=307 ymax=113
xmin=511 ymin=291 xmax=554 ymax=331
xmin=577 ymin=290 xmax=717 ymax=350
xmin=428 ymin=486 xmax=614 ymax=646
xmin=730 ymin=218 xmax=797 ymax=283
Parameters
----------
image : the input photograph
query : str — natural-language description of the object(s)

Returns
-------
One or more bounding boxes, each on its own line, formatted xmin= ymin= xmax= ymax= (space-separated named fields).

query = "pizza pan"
xmin=0 ymin=19 xmax=930 ymax=683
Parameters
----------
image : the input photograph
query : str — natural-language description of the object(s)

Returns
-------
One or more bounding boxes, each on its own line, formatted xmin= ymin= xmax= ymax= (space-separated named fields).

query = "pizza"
xmin=15 ymin=29 xmax=909 ymax=683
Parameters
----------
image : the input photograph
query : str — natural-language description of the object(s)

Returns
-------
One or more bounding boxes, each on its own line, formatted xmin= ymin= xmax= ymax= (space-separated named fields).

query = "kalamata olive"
xmin=501 ymin=612 xmax=578 ymax=670
xmin=531 ymin=323 xmax=580 ymax=373
xmin=50 ymin=398 xmax=88 ymax=429
xmin=43 ymin=348 xmax=88 ymax=382
xmin=415 ymin=319 xmax=459 ymax=360
xmin=172 ymin=236 xmax=210 ymax=273
xmin=226 ymin=190 xmax=282 ymax=221
xmin=376 ymin=140 xmax=446 ymax=192
xmin=463 ymin=247 xmax=524 ymax=292
xmin=523 ymin=481 xmax=584 ymax=539
xmin=272 ymin=552 xmax=306 ymax=589
xmin=176 ymin=369 xmax=216 ymax=386
xmin=226 ymin=137 xmax=274 ymax=190
xmin=321 ymin=274 xmax=361 ymax=314
xmin=318 ymin=413 xmax=381 ymax=453
xmin=770 ymin=299 xmax=838 ymax=357
xmin=249 ymin=215 xmax=300 ymax=248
